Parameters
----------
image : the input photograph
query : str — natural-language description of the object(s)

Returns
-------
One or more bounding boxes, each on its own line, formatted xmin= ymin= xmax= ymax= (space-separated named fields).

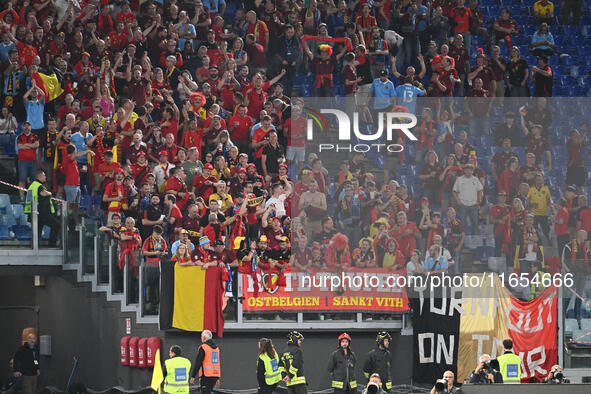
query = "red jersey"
xmin=62 ymin=153 xmax=80 ymax=186
xmin=192 ymin=175 xmax=217 ymax=202
xmin=166 ymin=176 xmax=190 ymax=210
xmin=284 ymin=117 xmax=307 ymax=148
xmin=555 ymin=207 xmax=569 ymax=236
xmin=105 ymin=181 xmax=125 ymax=213
xmin=228 ymin=115 xmax=253 ymax=142
xmin=180 ymin=129 xmax=204 ymax=150
xmin=17 ymin=134 xmax=38 ymax=161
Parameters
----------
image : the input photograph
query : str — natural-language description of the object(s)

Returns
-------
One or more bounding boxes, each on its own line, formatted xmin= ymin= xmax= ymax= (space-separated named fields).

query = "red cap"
xmin=137 ymin=151 xmax=146 ymax=156
xmin=503 ymin=138 xmax=511 ymax=144
xmin=81 ymin=52 xmax=91 ymax=58
xmin=237 ymin=167 xmax=247 ymax=173
xmin=279 ymin=163 xmax=288 ymax=169
xmin=158 ymin=150 xmax=169 ymax=156
xmin=272 ymin=216 xmax=281 ymax=222
xmin=115 ymin=168 xmax=125 ymax=174
xmin=203 ymin=163 xmax=214 ymax=170
xmin=247 ymin=163 xmax=256 ymax=168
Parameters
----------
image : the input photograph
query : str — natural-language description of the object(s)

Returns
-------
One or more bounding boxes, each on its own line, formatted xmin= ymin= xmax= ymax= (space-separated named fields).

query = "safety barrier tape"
xmin=0 ymin=178 xmax=67 ymax=203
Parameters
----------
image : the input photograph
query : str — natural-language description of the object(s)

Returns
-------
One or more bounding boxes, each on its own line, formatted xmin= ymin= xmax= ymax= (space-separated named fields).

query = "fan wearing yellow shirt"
xmin=209 ymin=180 xmax=234 ymax=212
xmin=533 ymin=0 xmax=554 ymax=24
xmin=527 ymin=173 xmax=554 ymax=239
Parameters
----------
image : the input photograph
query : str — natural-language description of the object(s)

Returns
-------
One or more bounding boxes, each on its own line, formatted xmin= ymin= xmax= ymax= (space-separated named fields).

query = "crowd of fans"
xmin=1 ymin=0 xmax=590 ymax=317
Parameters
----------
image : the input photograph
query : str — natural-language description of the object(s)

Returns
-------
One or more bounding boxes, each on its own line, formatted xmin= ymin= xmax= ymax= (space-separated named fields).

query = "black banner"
xmin=411 ymin=295 xmax=461 ymax=383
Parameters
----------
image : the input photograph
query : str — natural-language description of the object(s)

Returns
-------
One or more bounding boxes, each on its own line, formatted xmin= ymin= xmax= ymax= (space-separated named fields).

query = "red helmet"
xmin=338 ymin=333 xmax=352 ymax=345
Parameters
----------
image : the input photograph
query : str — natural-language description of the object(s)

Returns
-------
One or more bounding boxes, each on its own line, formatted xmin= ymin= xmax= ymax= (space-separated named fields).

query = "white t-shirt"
xmin=452 ymin=175 xmax=483 ymax=206
xmin=265 ymin=194 xmax=287 ymax=217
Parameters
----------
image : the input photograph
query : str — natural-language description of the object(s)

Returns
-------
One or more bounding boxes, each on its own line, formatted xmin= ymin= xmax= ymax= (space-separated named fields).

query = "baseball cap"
xmin=199 ymin=236 xmax=210 ymax=245
xmin=180 ymin=229 xmax=189 ymax=234
xmin=215 ymin=180 xmax=226 ymax=186
xmin=203 ymin=163 xmax=214 ymax=170
xmin=214 ymin=239 xmax=224 ymax=246
xmin=259 ymin=235 xmax=268 ymax=243
xmin=503 ymin=138 xmax=511 ymax=144
xmin=159 ymin=150 xmax=169 ymax=156
xmin=379 ymin=70 xmax=388 ymax=76
xmin=498 ymin=191 xmax=507 ymax=196
xmin=237 ymin=167 xmax=247 ymax=174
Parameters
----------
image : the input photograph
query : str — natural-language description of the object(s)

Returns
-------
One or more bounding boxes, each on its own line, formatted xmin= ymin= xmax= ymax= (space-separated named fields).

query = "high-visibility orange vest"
xmin=199 ymin=344 xmax=221 ymax=377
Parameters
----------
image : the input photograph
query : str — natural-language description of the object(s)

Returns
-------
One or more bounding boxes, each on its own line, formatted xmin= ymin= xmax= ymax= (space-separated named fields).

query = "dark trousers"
xmin=39 ymin=212 xmax=60 ymax=247
xmin=334 ymin=387 xmax=356 ymax=394
xmin=287 ymin=384 xmax=307 ymax=394
xmin=200 ymin=377 xmax=218 ymax=394
xmin=258 ymin=383 xmax=278 ymax=394
xmin=557 ymin=234 xmax=570 ymax=258
xmin=534 ymin=215 xmax=550 ymax=239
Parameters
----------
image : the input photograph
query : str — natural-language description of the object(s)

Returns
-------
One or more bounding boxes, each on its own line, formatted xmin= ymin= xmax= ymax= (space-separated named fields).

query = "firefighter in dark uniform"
xmin=281 ymin=331 xmax=307 ymax=394
xmin=328 ymin=333 xmax=357 ymax=394
xmin=363 ymin=331 xmax=392 ymax=392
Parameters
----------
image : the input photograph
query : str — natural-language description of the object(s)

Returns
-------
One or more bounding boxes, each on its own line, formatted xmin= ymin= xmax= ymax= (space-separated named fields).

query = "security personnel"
xmin=496 ymin=339 xmax=522 ymax=384
xmin=163 ymin=345 xmax=192 ymax=394
xmin=363 ymin=331 xmax=392 ymax=392
xmin=190 ymin=330 xmax=220 ymax=394
xmin=281 ymin=331 xmax=307 ymax=394
xmin=257 ymin=338 xmax=282 ymax=394
xmin=25 ymin=169 xmax=59 ymax=246
xmin=328 ymin=333 xmax=357 ymax=393
xmin=529 ymin=260 xmax=551 ymax=300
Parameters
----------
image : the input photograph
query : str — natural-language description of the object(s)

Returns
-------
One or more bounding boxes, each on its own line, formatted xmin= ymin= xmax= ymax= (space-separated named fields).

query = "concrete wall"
xmin=0 ymin=272 xmax=413 ymax=391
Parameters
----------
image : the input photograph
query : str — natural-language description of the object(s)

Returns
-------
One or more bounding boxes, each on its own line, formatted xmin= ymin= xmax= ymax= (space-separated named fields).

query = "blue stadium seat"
xmin=12 ymin=224 xmax=31 ymax=241
xmin=562 ymin=56 xmax=577 ymax=67
xmin=570 ymin=66 xmax=581 ymax=77
xmin=0 ymin=225 xmax=13 ymax=241
xmin=11 ymin=204 xmax=24 ymax=219
xmin=0 ymin=194 xmax=10 ymax=210
xmin=80 ymin=194 xmax=91 ymax=211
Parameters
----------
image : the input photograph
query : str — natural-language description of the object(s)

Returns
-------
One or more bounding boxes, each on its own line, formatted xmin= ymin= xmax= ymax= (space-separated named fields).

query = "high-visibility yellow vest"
xmin=25 ymin=180 xmax=54 ymax=214
xmin=258 ymin=353 xmax=282 ymax=385
xmin=164 ymin=356 xmax=192 ymax=394
xmin=497 ymin=352 xmax=522 ymax=384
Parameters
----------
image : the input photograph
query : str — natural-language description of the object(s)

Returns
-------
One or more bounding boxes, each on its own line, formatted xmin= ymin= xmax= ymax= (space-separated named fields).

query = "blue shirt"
xmin=531 ymin=32 xmax=554 ymax=51
xmin=424 ymin=255 xmax=449 ymax=272
xmin=25 ymin=100 xmax=45 ymax=130
xmin=0 ymin=41 xmax=16 ymax=62
xmin=395 ymin=83 xmax=425 ymax=115
xmin=71 ymin=132 xmax=93 ymax=164
xmin=171 ymin=240 xmax=195 ymax=255
xmin=370 ymin=78 xmax=397 ymax=109
xmin=207 ymin=0 xmax=225 ymax=13
xmin=177 ymin=23 xmax=196 ymax=51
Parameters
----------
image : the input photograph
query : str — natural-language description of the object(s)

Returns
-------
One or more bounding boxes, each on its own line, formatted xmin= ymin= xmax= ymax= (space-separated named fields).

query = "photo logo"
xmin=305 ymin=109 xmax=418 ymax=153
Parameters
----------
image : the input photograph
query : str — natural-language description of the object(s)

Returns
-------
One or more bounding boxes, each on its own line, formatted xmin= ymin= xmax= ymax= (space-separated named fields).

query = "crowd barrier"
xmin=461 ymin=383 xmax=591 ymax=394
xmin=40 ymin=385 xmax=432 ymax=394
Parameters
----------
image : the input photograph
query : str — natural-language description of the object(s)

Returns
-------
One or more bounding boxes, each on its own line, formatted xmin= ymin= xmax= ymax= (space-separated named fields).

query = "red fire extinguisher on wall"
xmin=138 ymin=338 xmax=147 ymax=368
xmin=121 ymin=336 xmax=130 ymax=365
xmin=146 ymin=337 xmax=161 ymax=367
xmin=129 ymin=337 xmax=139 ymax=367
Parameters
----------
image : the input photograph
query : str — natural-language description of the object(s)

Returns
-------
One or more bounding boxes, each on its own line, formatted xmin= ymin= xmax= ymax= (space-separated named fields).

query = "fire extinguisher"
xmin=129 ymin=337 xmax=139 ymax=367
xmin=146 ymin=337 xmax=161 ymax=367
xmin=121 ymin=336 xmax=130 ymax=365
xmin=138 ymin=338 xmax=147 ymax=368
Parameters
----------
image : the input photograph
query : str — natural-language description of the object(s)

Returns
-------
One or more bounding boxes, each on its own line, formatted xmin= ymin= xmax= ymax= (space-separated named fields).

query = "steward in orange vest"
xmin=190 ymin=330 xmax=220 ymax=394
